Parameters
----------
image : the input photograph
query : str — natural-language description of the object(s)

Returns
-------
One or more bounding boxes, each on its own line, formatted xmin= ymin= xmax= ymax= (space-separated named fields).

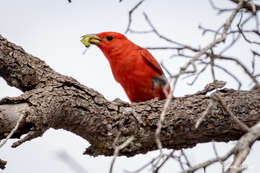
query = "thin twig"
xmin=237 ymin=23 xmax=260 ymax=45
xmin=227 ymin=121 xmax=260 ymax=173
xmin=109 ymin=136 xmax=135 ymax=173
xmin=187 ymin=64 xmax=208 ymax=86
xmin=161 ymin=61 xmax=174 ymax=78
xmin=181 ymin=150 xmax=192 ymax=168
xmin=124 ymin=156 xmax=161 ymax=173
xmin=0 ymin=114 xmax=25 ymax=148
xmin=252 ymin=50 xmax=256 ymax=75
xmin=212 ymin=93 xmax=250 ymax=132
xmin=195 ymin=99 xmax=214 ymax=128
xmin=175 ymin=155 xmax=186 ymax=171
xmin=146 ymin=46 xmax=182 ymax=50
xmin=219 ymin=10 xmax=254 ymax=55
xmin=252 ymin=50 xmax=260 ymax=57
xmin=155 ymin=81 xmax=173 ymax=153
xmin=212 ymin=142 xmax=226 ymax=172
xmin=154 ymin=151 xmax=174 ymax=173
xmin=209 ymin=0 xmax=234 ymax=14
xmin=219 ymin=31 xmax=240 ymax=55
xmin=125 ymin=0 xmax=146 ymax=34
xmin=213 ymin=54 xmax=259 ymax=86
xmin=210 ymin=49 xmax=216 ymax=81
xmin=129 ymin=29 xmax=153 ymax=34
xmin=179 ymin=148 xmax=235 ymax=173
xmin=200 ymin=62 xmax=242 ymax=89
xmin=142 ymin=12 xmax=196 ymax=50
xmin=229 ymin=0 xmax=260 ymax=14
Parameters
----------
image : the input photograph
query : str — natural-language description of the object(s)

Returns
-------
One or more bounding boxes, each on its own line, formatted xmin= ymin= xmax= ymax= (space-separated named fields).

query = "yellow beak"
xmin=81 ymin=34 xmax=101 ymax=47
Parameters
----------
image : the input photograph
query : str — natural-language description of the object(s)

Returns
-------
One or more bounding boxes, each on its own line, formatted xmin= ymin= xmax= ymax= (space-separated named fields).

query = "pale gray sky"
xmin=0 ymin=0 xmax=259 ymax=173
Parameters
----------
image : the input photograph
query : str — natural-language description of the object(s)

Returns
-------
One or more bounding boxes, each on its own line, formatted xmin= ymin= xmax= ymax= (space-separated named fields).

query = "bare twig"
xmin=124 ymin=155 xmax=161 ymax=173
xmin=219 ymin=31 xmax=240 ymax=55
xmin=187 ymin=64 xmax=208 ymax=86
xmin=252 ymin=51 xmax=256 ymax=75
xmin=212 ymin=93 xmax=250 ymax=132
xmin=142 ymin=12 xmax=197 ymax=50
xmin=179 ymin=148 xmax=235 ymax=173
xmin=255 ymin=12 xmax=259 ymax=31
xmin=161 ymin=62 xmax=174 ymax=78
xmin=252 ymin=50 xmax=260 ymax=57
xmin=209 ymin=0 xmax=234 ymax=14
xmin=209 ymin=50 xmax=216 ymax=81
xmin=227 ymin=121 xmax=260 ymax=173
xmin=129 ymin=29 xmax=153 ymax=34
xmin=154 ymin=151 xmax=174 ymax=173
xmin=195 ymin=99 xmax=214 ymax=128
xmin=212 ymin=142 xmax=226 ymax=172
xmin=146 ymin=46 xmax=181 ymax=50
xmin=213 ymin=54 xmax=259 ymax=86
xmin=199 ymin=24 xmax=222 ymax=37
xmin=181 ymin=150 xmax=192 ymax=168
xmin=110 ymin=135 xmax=135 ymax=173
xmin=237 ymin=24 xmax=260 ymax=45
xmin=200 ymin=62 xmax=242 ymax=89
xmin=175 ymin=155 xmax=186 ymax=171
xmin=155 ymin=81 xmax=173 ymax=153
xmin=125 ymin=0 xmax=146 ymax=34
xmin=11 ymin=130 xmax=43 ymax=148
xmin=0 ymin=114 xmax=25 ymax=148
xmin=229 ymin=0 xmax=260 ymax=14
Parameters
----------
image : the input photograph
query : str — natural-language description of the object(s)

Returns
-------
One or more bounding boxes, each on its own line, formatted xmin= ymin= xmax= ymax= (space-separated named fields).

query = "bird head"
xmin=81 ymin=32 xmax=135 ymax=58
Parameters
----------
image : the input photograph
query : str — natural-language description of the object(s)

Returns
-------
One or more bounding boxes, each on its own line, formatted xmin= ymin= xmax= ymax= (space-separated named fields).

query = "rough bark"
xmin=0 ymin=35 xmax=260 ymax=157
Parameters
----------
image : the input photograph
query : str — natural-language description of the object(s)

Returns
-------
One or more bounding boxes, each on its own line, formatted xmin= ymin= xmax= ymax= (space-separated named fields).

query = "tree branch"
xmin=229 ymin=0 xmax=260 ymax=14
xmin=0 ymin=35 xmax=260 ymax=159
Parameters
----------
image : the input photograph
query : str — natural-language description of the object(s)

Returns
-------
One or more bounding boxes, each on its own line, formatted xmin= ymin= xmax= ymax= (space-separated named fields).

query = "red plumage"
xmin=87 ymin=32 xmax=170 ymax=102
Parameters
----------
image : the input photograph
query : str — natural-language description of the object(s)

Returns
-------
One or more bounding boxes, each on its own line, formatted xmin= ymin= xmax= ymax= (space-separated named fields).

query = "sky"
xmin=0 ymin=0 xmax=259 ymax=173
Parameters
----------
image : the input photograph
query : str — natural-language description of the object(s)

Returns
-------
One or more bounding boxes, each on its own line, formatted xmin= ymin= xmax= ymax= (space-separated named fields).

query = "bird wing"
xmin=140 ymin=48 xmax=163 ymax=75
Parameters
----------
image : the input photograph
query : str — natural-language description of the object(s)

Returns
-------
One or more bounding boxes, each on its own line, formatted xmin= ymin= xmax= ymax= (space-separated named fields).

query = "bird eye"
xmin=106 ymin=36 xmax=113 ymax=41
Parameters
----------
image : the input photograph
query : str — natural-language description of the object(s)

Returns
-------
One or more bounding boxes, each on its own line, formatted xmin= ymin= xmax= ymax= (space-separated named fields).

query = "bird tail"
xmin=152 ymin=75 xmax=171 ymax=100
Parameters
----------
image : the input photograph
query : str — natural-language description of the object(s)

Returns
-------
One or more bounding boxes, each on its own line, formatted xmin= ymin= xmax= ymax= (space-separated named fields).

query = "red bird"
xmin=81 ymin=32 xmax=170 ymax=102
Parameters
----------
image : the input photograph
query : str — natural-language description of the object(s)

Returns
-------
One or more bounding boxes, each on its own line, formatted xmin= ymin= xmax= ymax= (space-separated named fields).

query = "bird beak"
xmin=81 ymin=34 xmax=101 ymax=47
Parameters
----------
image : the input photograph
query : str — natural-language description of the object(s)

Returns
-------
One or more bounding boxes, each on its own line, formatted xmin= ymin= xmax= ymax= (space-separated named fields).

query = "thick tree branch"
xmin=0 ymin=35 xmax=63 ymax=92
xmin=0 ymin=35 xmax=260 ymax=158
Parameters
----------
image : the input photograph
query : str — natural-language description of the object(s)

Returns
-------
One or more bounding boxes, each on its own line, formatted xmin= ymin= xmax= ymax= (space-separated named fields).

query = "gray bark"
xmin=0 ymin=34 xmax=260 ymax=157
